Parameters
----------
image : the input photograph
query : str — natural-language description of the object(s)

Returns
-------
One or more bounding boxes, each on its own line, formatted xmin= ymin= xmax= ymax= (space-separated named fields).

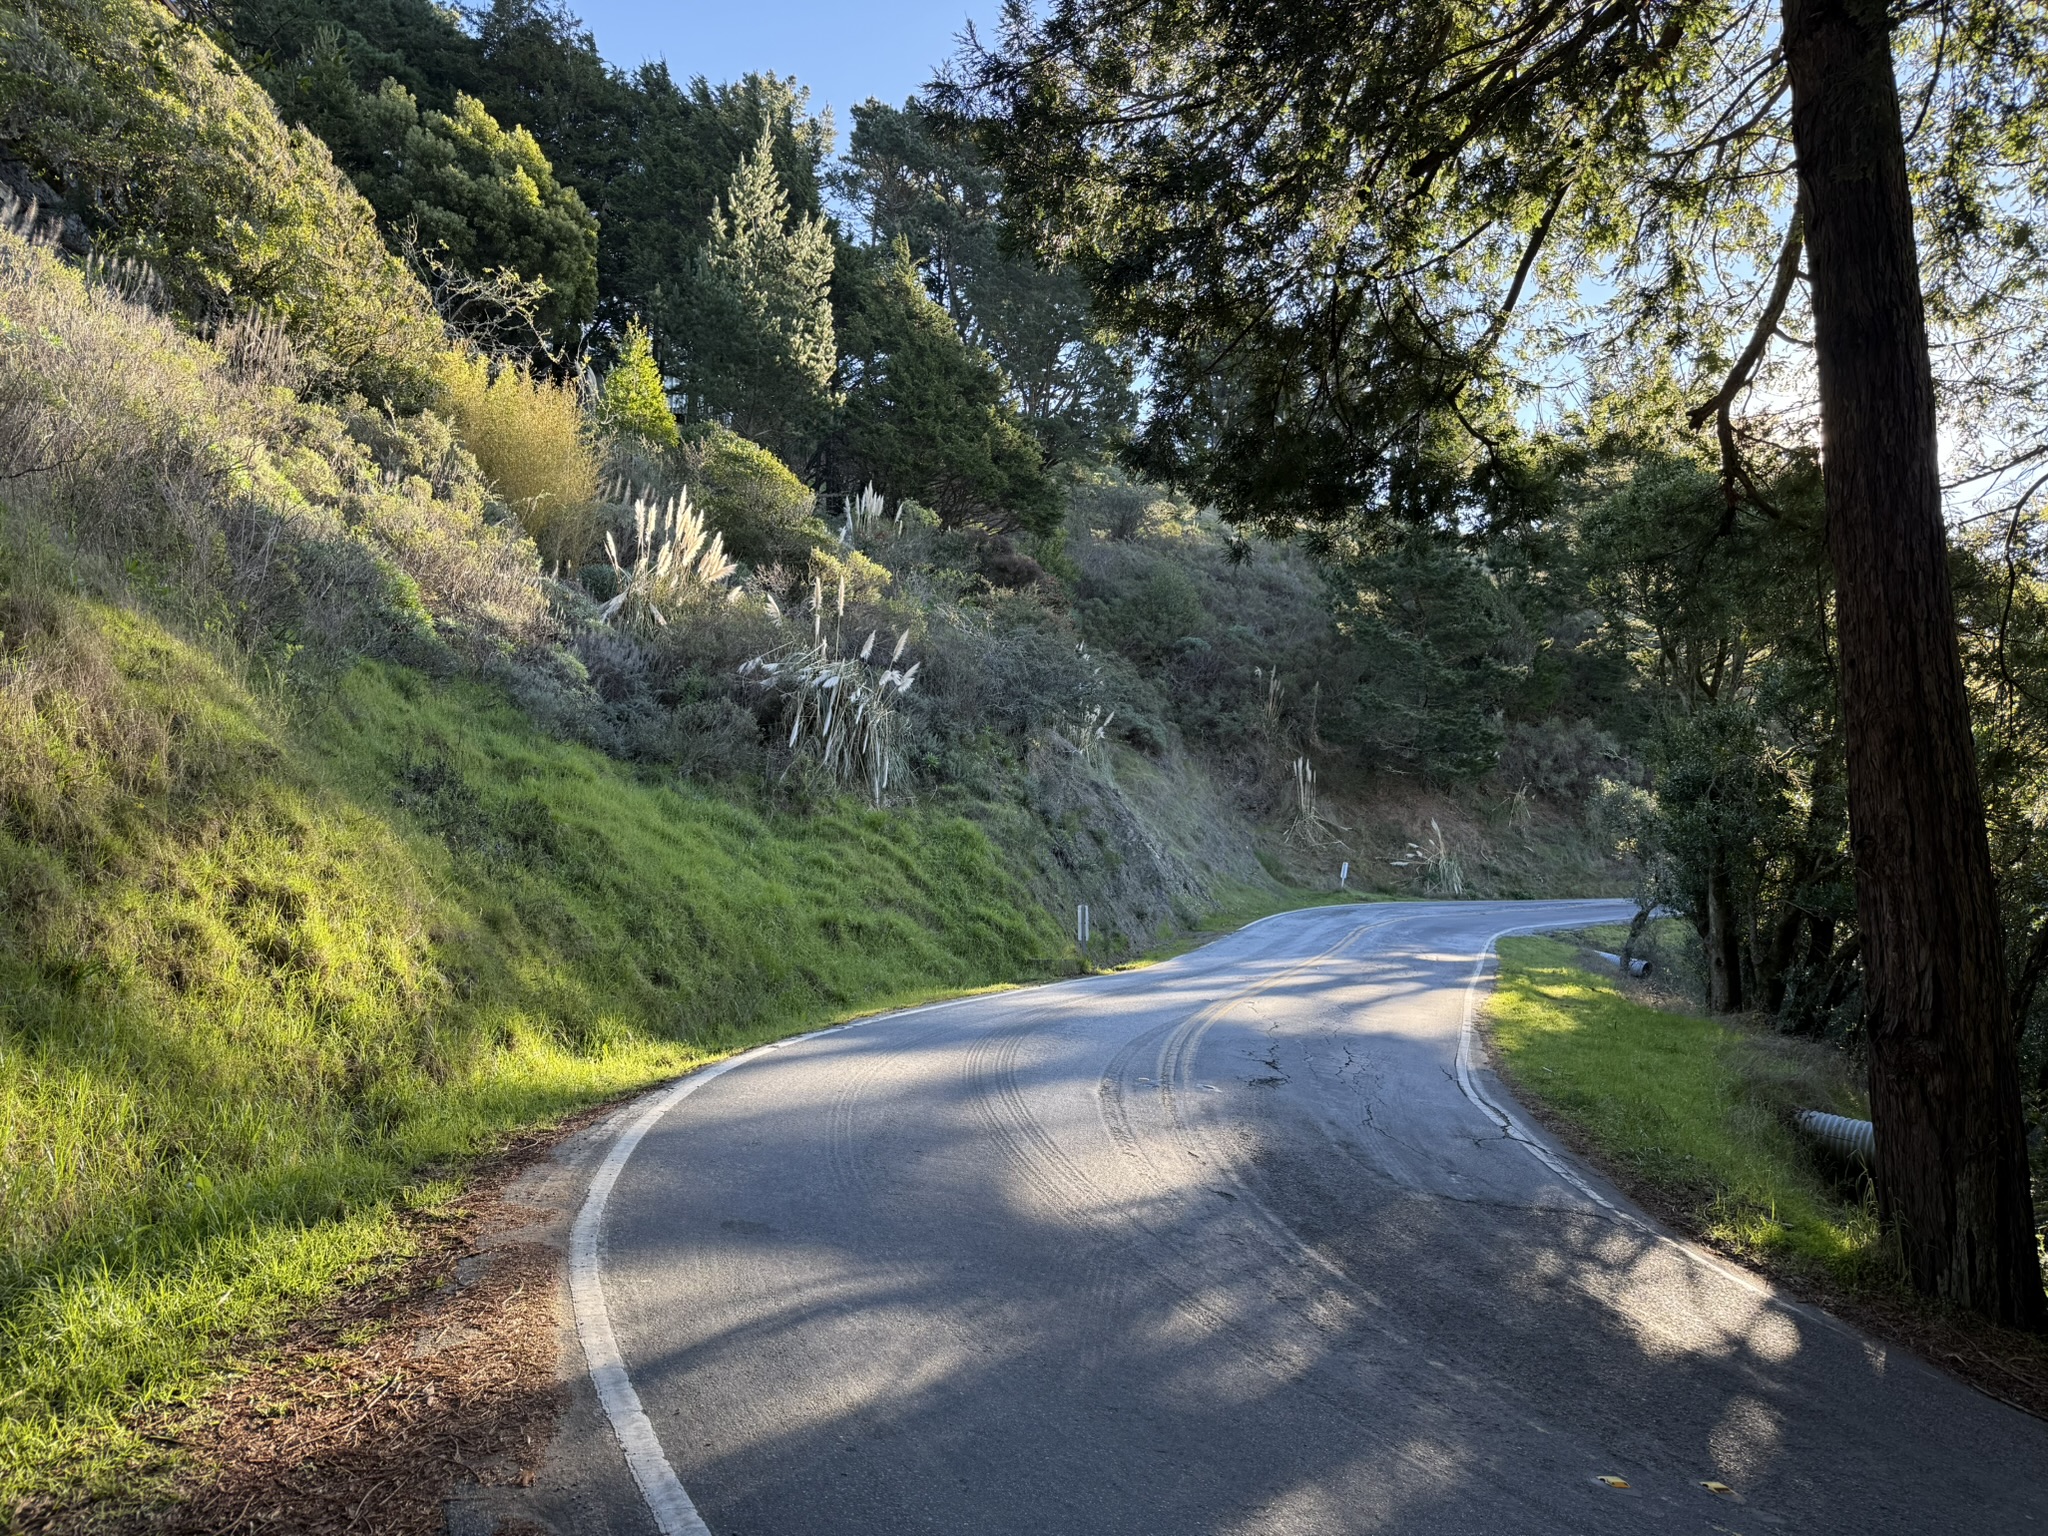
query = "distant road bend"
xmin=576 ymin=900 xmax=2048 ymax=1535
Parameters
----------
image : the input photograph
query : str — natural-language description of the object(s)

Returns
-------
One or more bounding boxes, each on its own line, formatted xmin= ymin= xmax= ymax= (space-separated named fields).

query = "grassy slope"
xmin=0 ymin=589 xmax=1065 ymax=1506
xmin=1485 ymin=934 xmax=1882 ymax=1287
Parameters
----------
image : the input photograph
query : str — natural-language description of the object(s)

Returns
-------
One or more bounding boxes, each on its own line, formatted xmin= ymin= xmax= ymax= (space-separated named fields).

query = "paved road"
xmin=587 ymin=900 xmax=2048 ymax=1535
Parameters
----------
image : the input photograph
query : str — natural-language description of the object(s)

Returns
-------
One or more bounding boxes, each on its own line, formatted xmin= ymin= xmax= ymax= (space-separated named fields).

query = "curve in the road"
xmin=572 ymin=899 xmax=2048 ymax=1536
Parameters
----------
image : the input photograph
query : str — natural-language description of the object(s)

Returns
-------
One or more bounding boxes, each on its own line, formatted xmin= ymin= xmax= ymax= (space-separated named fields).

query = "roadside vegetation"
xmin=1487 ymin=928 xmax=1882 ymax=1289
xmin=5 ymin=0 xmax=2047 ymax=1513
xmin=0 ymin=589 xmax=1068 ymax=1503
xmin=1484 ymin=926 xmax=2048 ymax=1415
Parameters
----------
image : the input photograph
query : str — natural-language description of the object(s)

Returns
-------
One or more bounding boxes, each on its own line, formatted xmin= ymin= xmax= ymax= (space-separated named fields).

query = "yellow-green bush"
xmin=434 ymin=349 xmax=601 ymax=567
xmin=683 ymin=422 xmax=830 ymax=569
xmin=598 ymin=320 xmax=680 ymax=449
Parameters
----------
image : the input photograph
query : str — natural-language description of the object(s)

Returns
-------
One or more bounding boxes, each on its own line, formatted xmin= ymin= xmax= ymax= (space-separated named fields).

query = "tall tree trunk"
xmin=1783 ymin=0 xmax=2046 ymax=1325
xmin=1706 ymin=861 xmax=1744 ymax=1012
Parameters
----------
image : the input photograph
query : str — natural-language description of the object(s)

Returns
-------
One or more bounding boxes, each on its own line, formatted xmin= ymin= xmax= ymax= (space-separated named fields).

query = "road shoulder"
xmin=60 ymin=1099 xmax=662 ymax=1536
xmin=1475 ymin=932 xmax=2048 ymax=1423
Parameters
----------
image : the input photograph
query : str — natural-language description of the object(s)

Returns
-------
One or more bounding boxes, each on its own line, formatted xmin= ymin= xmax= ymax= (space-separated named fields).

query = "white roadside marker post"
xmin=1077 ymin=903 xmax=1091 ymax=961
xmin=1339 ymin=861 xmax=1350 ymax=889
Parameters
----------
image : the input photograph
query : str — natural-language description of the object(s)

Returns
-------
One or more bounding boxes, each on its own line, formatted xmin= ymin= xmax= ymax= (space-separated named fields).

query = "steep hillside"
xmin=0 ymin=5 xmax=1638 ymax=1506
xmin=0 ymin=214 xmax=1286 ymax=1502
xmin=0 ymin=582 xmax=1087 ymax=1498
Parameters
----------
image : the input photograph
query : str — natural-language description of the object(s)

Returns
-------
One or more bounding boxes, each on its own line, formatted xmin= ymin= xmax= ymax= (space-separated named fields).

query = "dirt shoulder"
xmin=36 ymin=1097 xmax=658 ymax=1536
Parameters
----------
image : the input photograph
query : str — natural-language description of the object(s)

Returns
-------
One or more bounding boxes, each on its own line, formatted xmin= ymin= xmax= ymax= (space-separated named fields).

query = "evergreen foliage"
xmin=1331 ymin=529 xmax=1527 ymax=780
xmin=0 ymin=0 xmax=443 ymax=403
xmin=228 ymin=0 xmax=836 ymax=375
xmin=287 ymin=67 xmax=599 ymax=338
xmin=598 ymin=320 xmax=679 ymax=449
xmin=836 ymin=98 xmax=1134 ymax=463
xmin=833 ymin=239 xmax=1057 ymax=535
xmin=684 ymin=127 xmax=837 ymax=461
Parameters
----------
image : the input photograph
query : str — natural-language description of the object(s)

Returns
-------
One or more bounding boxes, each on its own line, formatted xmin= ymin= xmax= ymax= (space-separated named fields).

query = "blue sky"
xmin=563 ymin=0 xmax=1006 ymax=147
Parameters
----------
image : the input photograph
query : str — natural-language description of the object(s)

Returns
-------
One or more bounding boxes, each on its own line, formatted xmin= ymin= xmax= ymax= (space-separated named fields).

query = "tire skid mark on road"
xmin=1145 ymin=912 xmax=1432 ymax=1282
xmin=952 ymin=943 xmax=1358 ymax=1387
xmin=1076 ymin=908 xmax=1589 ymax=1487
xmin=826 ymin=1022 xmax=919 ymax=1201
xmin=1092 ymin=915 xmax=1433 ymax=1380
xmin=962 ymin=999 xmax=1103 ymax=1218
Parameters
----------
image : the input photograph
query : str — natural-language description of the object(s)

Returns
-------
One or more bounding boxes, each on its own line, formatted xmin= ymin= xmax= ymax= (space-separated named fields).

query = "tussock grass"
xmin=432 ymin=350 xmax=601 ymax=566
xmin=0 ymin=229 xmax=550 ymax=657
xmin=1486 ymin=934 xmax=1884 ymax=1286
xmin=0 ymin=590 xmax=1063 ymax=1507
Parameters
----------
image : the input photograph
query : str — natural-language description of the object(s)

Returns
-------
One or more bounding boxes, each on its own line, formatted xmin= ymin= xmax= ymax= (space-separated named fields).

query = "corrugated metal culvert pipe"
xmin=1794 ymin=1109 xmax=1874 ymax=1165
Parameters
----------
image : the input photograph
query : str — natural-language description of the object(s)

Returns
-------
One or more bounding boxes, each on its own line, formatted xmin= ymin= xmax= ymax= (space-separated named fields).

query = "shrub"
xmin=0 ymin=0 xmax=445 ymax=403
xmin=682 ymin=424 xmax=829 ymax=569
xmin=432 ymin=350 xmax=600 ymax=567
xmin=811 ymin=547 xmax=892 ymax=604
xmin=326 ymin=80 xmax=599 ymax=339
xmin=1501 ymin=716 xmax=1630 ymax=802
xmin=0 ymin=224 xmax=548 ymax=657
xmin=598 ymin=321 xmax=680 ymax=449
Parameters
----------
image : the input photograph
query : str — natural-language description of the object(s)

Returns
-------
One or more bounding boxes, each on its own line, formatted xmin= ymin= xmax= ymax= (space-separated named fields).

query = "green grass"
xmin=1486 ymin=934 xmax=1885 ymax=1288
xmin=0 ymin=594 xmax=1067 ymax=1509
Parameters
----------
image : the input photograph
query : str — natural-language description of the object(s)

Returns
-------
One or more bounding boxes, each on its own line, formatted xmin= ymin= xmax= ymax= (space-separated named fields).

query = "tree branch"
xmin=1688 ymin=210 xmax=1804 ymax=519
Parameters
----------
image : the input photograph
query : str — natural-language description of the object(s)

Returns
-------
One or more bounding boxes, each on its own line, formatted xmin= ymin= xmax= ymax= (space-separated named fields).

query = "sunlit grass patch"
xmin=0 ymin=594 xmax=1066 ymax=1509
xmin=1487 ymin=935 xmax=1885 ymax=1288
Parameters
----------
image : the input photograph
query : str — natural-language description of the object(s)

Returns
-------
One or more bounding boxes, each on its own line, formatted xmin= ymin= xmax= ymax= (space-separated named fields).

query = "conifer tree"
xmin=597 ymin=320 xmax=678 ymax=448
xmin=833 ymin=239 xmax=1056 ymax=534
xmin=683 ymin=125 xmax=836 ymax=462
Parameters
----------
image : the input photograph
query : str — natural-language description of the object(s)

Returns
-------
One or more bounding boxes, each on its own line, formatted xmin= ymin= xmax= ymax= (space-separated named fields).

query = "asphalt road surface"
xmin=584 ymin=900 xmax=2048 ymax=1535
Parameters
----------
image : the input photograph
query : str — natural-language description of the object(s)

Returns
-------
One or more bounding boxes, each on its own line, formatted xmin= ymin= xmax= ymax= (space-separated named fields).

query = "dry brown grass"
xmin=0 ymin=227 xmax=551 ymax=654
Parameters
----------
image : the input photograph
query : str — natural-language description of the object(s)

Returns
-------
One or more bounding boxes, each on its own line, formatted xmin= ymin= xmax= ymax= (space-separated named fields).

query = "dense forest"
xmin=1 ymin=0 xmax=2046 ymax=1501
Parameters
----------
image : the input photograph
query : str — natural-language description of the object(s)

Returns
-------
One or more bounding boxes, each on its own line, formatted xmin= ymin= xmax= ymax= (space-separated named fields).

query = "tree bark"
xmin=1706 ymin=860 xmax=1744 ymax=1012
xmin=1783 ymin=0 xmax=2046 ymax=1325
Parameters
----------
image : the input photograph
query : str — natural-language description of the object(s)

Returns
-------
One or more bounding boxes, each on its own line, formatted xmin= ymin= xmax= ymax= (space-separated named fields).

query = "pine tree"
xmin=684 ymin=125 xmax=835 ymax=462
xmin=833 ymin=240 xmax=1056 ymax=535
xmin=597 ymin=320 xmax=678 ymax=448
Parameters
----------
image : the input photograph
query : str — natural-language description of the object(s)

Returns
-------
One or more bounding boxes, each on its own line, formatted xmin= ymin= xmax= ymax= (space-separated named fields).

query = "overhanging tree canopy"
xmin=953 ymin=0 xmax=2048 ymax=1325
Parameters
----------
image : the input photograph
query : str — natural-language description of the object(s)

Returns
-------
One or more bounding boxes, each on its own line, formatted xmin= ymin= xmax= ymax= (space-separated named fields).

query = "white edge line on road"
xmin=565 ymin=907 xmax=1359 ymax=1535
xmin=568 ymin=990 xmax=1008 ymax=1536
xmin=1453 ymin=920 xmax=1862 ymax=1330
xmin=568 ymin=1054 xmax=733 ymax=1536
xmin=1454 ymin=920 xmax=1632 ymax=1218
xmin=573 ymin=900 xmax=1717 ymax=1535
